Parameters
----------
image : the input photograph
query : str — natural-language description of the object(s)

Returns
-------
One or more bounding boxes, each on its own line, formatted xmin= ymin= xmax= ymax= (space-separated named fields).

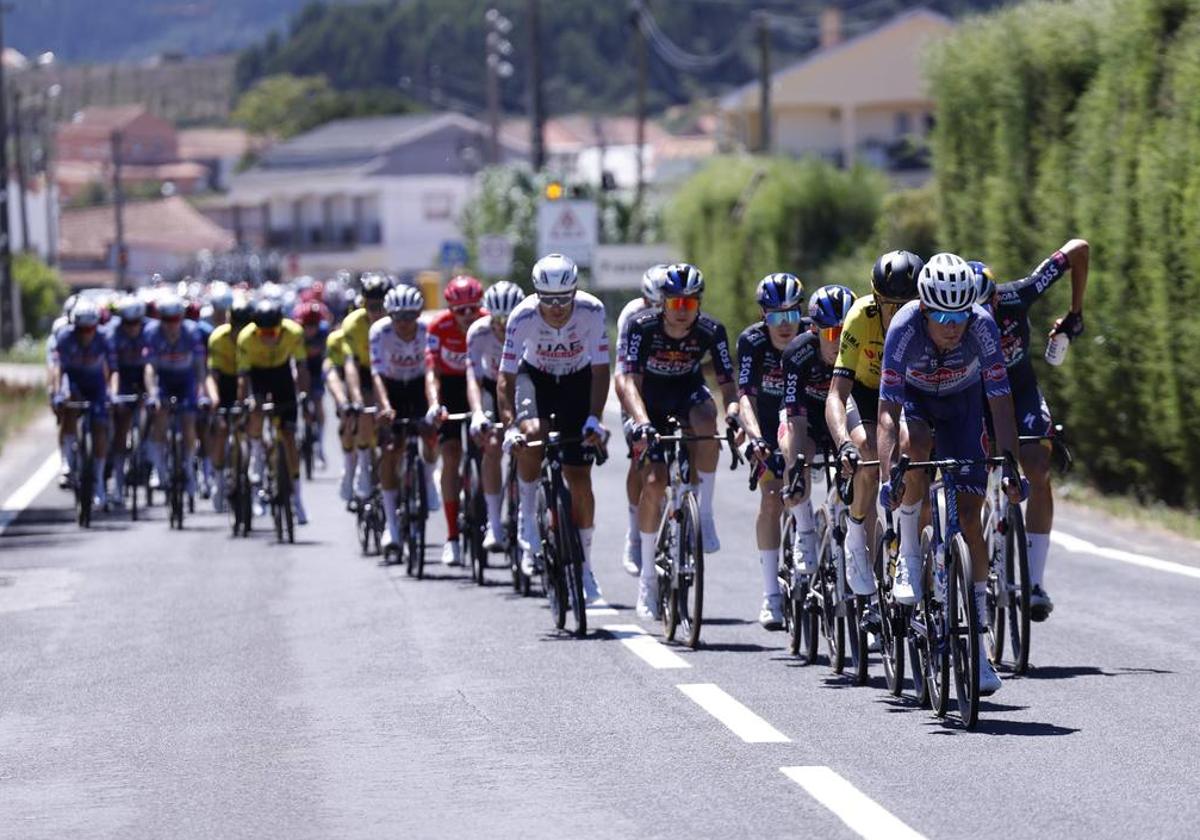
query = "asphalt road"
xmin=2 ymin=404 xmax=1198 ymax=840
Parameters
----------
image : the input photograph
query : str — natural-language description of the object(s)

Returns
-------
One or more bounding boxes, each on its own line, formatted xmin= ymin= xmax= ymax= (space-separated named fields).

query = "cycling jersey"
xmin=426 ymin=310 xmax=470 ymax=377
xmin=615 ymin=298 xmax=654 ymax=370
xmin=833 ymin=294 xmax=887 ymax=391
xmin=52 ymin=326 xmax=110 ymax=384
xmin=325 ymin=328 xmax=349 ymax=369
xmin=500 ymin=292 xmax=609 ymax=378
xmin=623 ymin=310 xmax=734 ymax=385
xmin=990 ymin=250 xmax=1069 ymax=393
xmin=737 ymin=322 xmax=787 ymax=404
xmin=369 ymin=317 xmax=427 ymax=383
xmin=302 ymin=322 xmax=329 ymax=392
xmin=192 ymin=318 xmax=214 ymax=345
xmin=236 ymin=319 xmax=305 ymax=373
xmin=104 ymin=318 xmax=147 ymax=393
xmin=466 ymin=316 xmax=503 ymax=383
xmin=782 ymin=332 xmax=835 ymax=448
xmin=880 ymin=302 xmax=1010 ymax=404
xmin=207 ymin=323 xmax=238 ymax=377
xmin=339 ymin=307 xmax=375 ymax=367
xmin=143 ymin=320 xmax=205 ymax=379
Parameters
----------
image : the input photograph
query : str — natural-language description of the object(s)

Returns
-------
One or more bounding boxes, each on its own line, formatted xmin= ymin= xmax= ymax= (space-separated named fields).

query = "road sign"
xmin=537 ymin=199 xmax=597 ymax=267
xmin=439 ymin=239 xmax=469 ymax=269
xmin=591 ymin=244 xmax=680 ymax=291
xmin=477 ymin=234 xmax=514 ymax=277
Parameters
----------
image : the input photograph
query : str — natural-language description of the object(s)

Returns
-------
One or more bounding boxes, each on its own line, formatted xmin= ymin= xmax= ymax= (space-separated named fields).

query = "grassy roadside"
xmin=1058 ymin=479 xmax=1200 ymax=543
xmin=0 ymin=382 xmax=45 ymax=456
xmin=0 ymin=337 xmax=46 ymax=365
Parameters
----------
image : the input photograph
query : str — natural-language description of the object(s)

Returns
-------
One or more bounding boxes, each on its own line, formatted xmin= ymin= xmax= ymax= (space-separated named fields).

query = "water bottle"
xmin=1045 ymin=332 xmax=1069 ymax=366
xmin=934 ymin=544 xmax=948 ymax=603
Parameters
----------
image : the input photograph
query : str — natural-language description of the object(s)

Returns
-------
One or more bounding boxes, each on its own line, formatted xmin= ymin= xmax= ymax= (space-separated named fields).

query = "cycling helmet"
xmin=384 ymin=285 xmax=424 ymax=315
xmin=71 ymin=300 xmax=101 ymax=328
xmin=360 ymin=271 xmax=390 ymax=301
xmin=755 ymin=272 xmax=804 ymax=311
xmin=808 ymin=284 xmax=857 ymax=328
xmin=62 ymin=294 xmax=78 ymax=317
xmin=641 ymin=264 xmax=670 ymax=306
xmin=185 ymin=300 xmax=202 ymax=321
xmin=310 ymin=280 xmax=325 ymax=301
xmin=661 ymin=262 xmax=704 ymax=297
xmin=157 ymin=294 xmax=185 ymax=320
xmin=230 ymin=297 xmax=254 ymax=332
xmin=871 ymin=250 xmax=924 ymax=301
xmin=482 ymin=281 xmax=524 ymax=318
xmin=297 ymin=300 xmax=325 ymax=326
xmin=968 ymin=260 xmax=996 ymax=302
xmin=209 ymin=281 xmax=233 ymax=312
xmin=918 ymin=252 xmax=976 ymax=312
xmin=254 ymin=299 xmax=283 ymax=329
xmin=118 ymin=296 xmax=146 ymax=321
xmin=531 ymin=254 xmax=579 ymax=293
xmin=445 ymin=274 xmax=484 ymax=307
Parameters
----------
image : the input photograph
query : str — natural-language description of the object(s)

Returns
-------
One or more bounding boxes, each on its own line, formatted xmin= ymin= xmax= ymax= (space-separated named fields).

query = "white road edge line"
xmin=0 ymin=452 xmax=60 ymax=537
xmin=1052 ymin=531 xmax=1200 ymax=580
xmin=677 ymin=683 xmax=790 ymax=743
xmin=780 ymin=766 xmax=926 ymax=840
xmin=603 ymin=624 xmax=691 ymax=669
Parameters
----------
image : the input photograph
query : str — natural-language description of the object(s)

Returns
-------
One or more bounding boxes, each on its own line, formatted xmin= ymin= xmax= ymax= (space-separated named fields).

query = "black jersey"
xmin=624 ymin=310 xmax=734 ymax=388
xmin=782 ymin=331 xmax=834 ymax=420
xmin=991 ymin=250 xmax=1069 ymax=393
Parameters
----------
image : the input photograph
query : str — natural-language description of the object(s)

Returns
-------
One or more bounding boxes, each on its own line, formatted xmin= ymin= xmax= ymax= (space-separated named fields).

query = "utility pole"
xmin=0 ymin=2 xmax=19 ymax=348
xmin=485 ymin=8 xmax=514 ymax=165
xmin=12 ymin=88 xmax=28 ymax=252
xmin=111 ymin=130 xmax=127 ymax=289
xmin=757 ymin=11 xmax=771 ymax=155
xmin=527 ymin=0 xmax=545 ymax=170
xmin=632 ymin=0 xmax=647 ymax=233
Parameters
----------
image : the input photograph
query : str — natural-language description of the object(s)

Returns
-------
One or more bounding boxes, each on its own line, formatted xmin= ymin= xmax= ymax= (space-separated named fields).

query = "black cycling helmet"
xmin=360 ymin=271 xmax=391 ymax=301
xmin=253 ymin=299 xmax=283 ymax=329
xmin=870 ymin=250 xmax=924 ymax=301
xmin=231 ymin=297 xmax=254 ymax=332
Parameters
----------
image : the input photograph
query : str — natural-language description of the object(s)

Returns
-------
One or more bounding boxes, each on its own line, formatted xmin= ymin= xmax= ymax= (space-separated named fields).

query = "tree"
xmin=15 ymin=254 xmax=68 ymax=338
xmin=231 ymin=73 xmax=342 ymax=139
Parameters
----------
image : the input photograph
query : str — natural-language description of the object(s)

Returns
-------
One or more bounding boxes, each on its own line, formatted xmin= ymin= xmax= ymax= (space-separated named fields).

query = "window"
xmin=422 ymin=192 xmax=453 ymax=221
xmin=895 ymin=112 xmax=911 ymax=138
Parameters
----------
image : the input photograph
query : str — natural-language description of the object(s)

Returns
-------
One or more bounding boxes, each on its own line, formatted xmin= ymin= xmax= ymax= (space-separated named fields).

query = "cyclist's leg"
xmin=90 ymin=394 xmax=110 ymax=503
xmin=1014 ymin=384 xmax=1054 ymax=599
xmin=622 ymin=415 xmax=645 ymax=569
xmin=440 ymin=437 xmax=463 ymax=538
xmin=480 ymin=387 xmax=504 ymax=540
xmin=111 ymin=403 xmax=132 ymax=498
xmin=378 ymin=422 xmax=401 ymax=544
xmin=149 ymin=391 xmax=170 ymax=483
xmin=784 ymin=413 xmax=819 ymax=562
xmin=754 ymin=405 xmax=785 ymax=619
xmin=888 ymin=394 xmax=932 ymax=604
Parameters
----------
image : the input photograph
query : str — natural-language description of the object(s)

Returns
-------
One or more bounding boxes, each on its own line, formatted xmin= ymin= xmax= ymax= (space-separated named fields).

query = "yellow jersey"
xmin=236 ymin=319 xmax=306 ymax=372
xmin=208 ymin=323 xmax=237 ymax=377
xmin=325 ymin=328 xmax=349 ymax=370
xmin=340 ymin=307 xmax=374 ymax=367
xmin=833 ymin=294 xmax=887 ymax=391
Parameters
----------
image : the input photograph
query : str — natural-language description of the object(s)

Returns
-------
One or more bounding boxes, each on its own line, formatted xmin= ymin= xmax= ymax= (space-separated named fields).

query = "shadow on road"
xmin=688 ymin=641 xmax=783 ymax=654
xmin=1016 ymin=664 xmax=1174 ymax=680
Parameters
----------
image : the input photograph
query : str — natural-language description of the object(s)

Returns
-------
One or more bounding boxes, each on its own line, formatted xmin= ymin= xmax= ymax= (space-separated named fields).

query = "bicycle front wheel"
xmin=1005 ymin=504 xmax=1031 ymax=674
xmin=538 ymin=484 xmax=567 ymax=630
xmin=920 ymin=527 xmax=950 ymax=717
xmin=675 ymin=492 xmax=704 ymax=649
xmin=876 ymin=518 xmax=905 ymax=696
xmin=556 ymin=493 xmax=587 ymax=638
xmin=948 ymin=532 xmax=980 ymax=729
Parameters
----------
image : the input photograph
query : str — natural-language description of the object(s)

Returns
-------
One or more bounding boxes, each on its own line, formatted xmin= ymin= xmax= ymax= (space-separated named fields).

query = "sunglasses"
xmin=451 ymin=304 xmax=481 ymax=317
xmin=538 ymin=293 xmax=575 ymax=308
xmin=763 ymin=309 xmax=804 ymax=327
xmin=663 ymin=296 xmax=701 ymax=312
xmin=926 ymin=308 xmax=971 ymax=325
xmin=819 ymin=325 xmax=843 ymax=342
xmin=391 ymin=311 xmax=420 ymax=322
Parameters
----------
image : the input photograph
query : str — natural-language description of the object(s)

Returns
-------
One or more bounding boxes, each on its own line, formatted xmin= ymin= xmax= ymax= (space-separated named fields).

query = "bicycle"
xmin=455 ymin=413 xmax=490 ymax=586
xmin=163 ymin=396 xmax=188 ymax=531
xmin=392 ymin=416 xmax=429 ymax=578
xmin=110 ymin=393 xmax=145 ymax=521
xmin=260 ymin=400 xmax=295 ymax=544
xmin=62 ymin=399 xmax=97 ymax=528
xmin=984 ymin=427 xmax=1073 ymax=674
xmin=778 ymin=453 xmax=839 ymax=664
xmin=503 ymin=447 xmax=528 ymax=596
xmin=892 ymin=452 xmax=1014 ymax=730
xmin=300 ymin=397 xmax=318 ymax=481
xmin=219 ymin=403 xmax=253 ymax=537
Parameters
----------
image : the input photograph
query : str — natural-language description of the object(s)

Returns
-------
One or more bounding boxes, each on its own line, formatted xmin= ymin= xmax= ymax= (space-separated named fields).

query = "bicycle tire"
xmin=983 ymin=497 xmax=1006 ymax=666
xmin=676 ymin=492 xmax=703 ymax=649
xmin=848 ymin=596 xmax=869 ymax=686
xmin=781 ymin=512 xmax=801 ymax=656
xmin=537 ymin=483 xmax=567 ymax=629
xmin=922 ymin=526 xmax=951 ymax=719
xmin=302 ymin=423 xmax=314 ymax=481
xmin=556 ymin=492 xmax=587 ymax=638
xmin=876 ymin=518 xmax=906 ymax=696
xmin=657 ymin=514 xmax=678 ymax=642
xmin=505 ymin=466 xmax=523 ymax=594
xmin=275 ymin=444 xmax=293 ymax=544
xmin=403 ymin=475 xmax=417 ymax=576
xmin=948 ymin=532 xmax=980 ymax=729
xmin=129 ymin=421 xmax=141 ymax=521
xmin=1006 ymin=504 xmax=1031 ymax=674
xmin=78 ymin=426 xmax=93 ymax=528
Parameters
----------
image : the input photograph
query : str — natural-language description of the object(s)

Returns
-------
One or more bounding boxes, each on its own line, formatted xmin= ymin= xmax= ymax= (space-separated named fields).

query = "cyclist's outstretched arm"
xmin=144 ymin=361 xmax=157 ymax=397
xmin=424 ymin=366 xmax=441 ymax=411
xmin=588 ymin=363 xmax=610 ymax=421
xmin=465 ymin=366 xmax=484 ymax=417
xmin=343 ymin=358 xmax=364 ymax=405
xmin=718 ymin=380 xmax=739 ymax=424
xmin=621 ymin=372 xmax=650 ymax=426
xmin=825 ymin=377 xmax=853 ymax=449
xmin=738 ymin=393 xmax=763 ymax=441
xmin=294 ymin=358 xmax=311 ymax=395
xmin=497 ymin=370 xmax=516 ymax=427
xmin=1061 ymin=238 xmax=1089 ymax=313
xmin=987 ymin=392 xmax=1022 ymax=462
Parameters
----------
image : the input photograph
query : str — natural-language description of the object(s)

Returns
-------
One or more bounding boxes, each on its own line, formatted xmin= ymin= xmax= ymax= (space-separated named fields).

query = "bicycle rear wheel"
xmin=556 ymin=493 xmax=587 ymax=638
xmin=781 ymin=512 xmax=802 ymax=656
xmin=983 ymin=498 xmax=1006 ymax=666
xmin=1005 ymin=504 xmax=1031 ymax=674
xmin=876 ymin=518 xmax=905 ymax=696
xmin=848 ymin=596 xmax=869 ymax=686
xmin=948 ymin=533 xmax=980 ymax=728
xmin=504 ymin=466 xmax=524 ymax=594
xmin=277 ymin=445 xmax=294 ymax=543
xmin=538 ymin=484 xmax=567 ymax=630
xmin=920 ymin=527 xmax=950 ymax=717
xmin=128 ymin=421 xmax=141 ymax=521
xmin=77 ymin=428 xmax=93 ymax=528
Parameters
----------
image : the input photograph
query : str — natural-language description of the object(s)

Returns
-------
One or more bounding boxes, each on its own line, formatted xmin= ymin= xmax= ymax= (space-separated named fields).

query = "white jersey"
xmin=499 ymin=291 xmax=609 ymax=378
xmin=615 ymin=298 xmax=656 ymax=370
xmin=466 ymin=316 xmax=503 ymax=382
xmin=368 ymin=316 xmax=427 ymax=383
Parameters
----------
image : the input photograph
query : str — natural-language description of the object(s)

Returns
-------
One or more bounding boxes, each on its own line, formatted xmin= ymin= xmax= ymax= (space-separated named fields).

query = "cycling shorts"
xmin=437 ymin=373 xmax=469 ymax=444
xmin=117 ymin=364 xmax=145 ymax=396
xmin=384 ymin=377 xmax=428 ymax=426
xmin=846 ymin=381 xmax=878 ymax=429
xmin=249 ymin=364 xmax=297 ymax=427
xmin=215 ymin=372 xmax=238 ymax=410
xmin=515 ymin=362 xmax=595 ymax=467
xmin=158 ymin=374 xmax=198 ymax=414
xmin=355 ymin=360 xmax=375 ymax=398
xmin=902 ymin=387 xmax=989 ymax=497
xmin=643 ymin=377 xmax=713 ymax=432
xmin=64 ymin=376 xmax=109 ymax=422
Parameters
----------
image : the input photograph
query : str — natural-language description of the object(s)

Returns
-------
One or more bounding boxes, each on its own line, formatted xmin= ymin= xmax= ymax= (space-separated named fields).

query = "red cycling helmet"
xmin=445 ymin=275 xmax=484 ymax=307
xmin=185 ymin=301 xmax=201 ymax=321
xmin=296 ymin=300 xmax=326 ymax=327
xmin=310 ymin=280 xmax=325 ymax=302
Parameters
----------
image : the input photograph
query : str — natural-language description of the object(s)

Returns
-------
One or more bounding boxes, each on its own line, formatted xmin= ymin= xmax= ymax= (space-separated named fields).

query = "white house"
xmin=222 ymin=112 xmax=527 ymax=276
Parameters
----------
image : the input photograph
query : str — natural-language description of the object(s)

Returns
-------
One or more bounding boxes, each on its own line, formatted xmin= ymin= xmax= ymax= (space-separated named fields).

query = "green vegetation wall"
xmin=928 ymin=0 xmax=1200 ymax=506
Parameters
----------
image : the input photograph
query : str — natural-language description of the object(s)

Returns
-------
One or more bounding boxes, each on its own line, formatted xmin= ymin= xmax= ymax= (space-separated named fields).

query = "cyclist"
xmin=207 ymin=281 xmax=233 ymax=328
xmin=48 ymin=295 xmax=79 ymax=487
xmin=497 ymin=253 xmax=610 ymax=604
xmin=877 ymin=252 xmax=1028 ymax=696
xmin=142 ymin=294 xmax=207 ymax=500
xmin=341 ymin=273 xmax=392 ymax=502
xmin=296 ymin=299 xmax=331 ymax=470
xmin=826 ymin=250 xmax=924 ymax=597
xmin=206 ymin=297 xmax=254 ymax=512
xmin=49 ymin=300 xmax=111 ymax=507
xmin=105 ymin=296 xmax=149 ymax=508
xmin=621 ymin=263 xmax=737 ymax=620
xmin=614 ymin=265 xmax=669 ymax=576
xmin=781 ymin=285 xmax=857 ymax=572
xmin=324 ymin=323 xmax=359 ymax=503
xmin=736 ymin=273 xmax=807 ymax=630
xmin=426 ymin=275 xmax=484 ymax=566
xmin=371 ymin=285 xmax=436 ymax=554
xmin=973 ymin=239 xmax=1089 ymax=620
xmin=467 ymin=280 xmax=526 ymax=550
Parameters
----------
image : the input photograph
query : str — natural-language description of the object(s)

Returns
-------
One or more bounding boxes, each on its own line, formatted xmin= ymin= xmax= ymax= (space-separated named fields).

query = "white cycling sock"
xmin=383 ymin=488 xmax=400 ymax=541
xmin=899 ymin=502 xmax=922 ymax=558
xmin=845 ymin=514 xmax=867 ymax=557
xmin=485 ymin=492 xmax=502 ymax=534
xmin=342 ymin=449 xmax=355 ymax=476
xmin=791 ymin=498 xmax=815 ymax=532
xmin=518 ymin=478 xmax=538 ymax=541
xmin=1027 ymin=532 xmax=1050 ymax=587
xmin=579 ymin=527 xmax=595 ymax=566
xmin=61 ymin=436 xmax=75 ymax=472
xmin=626 ymin=504 xmax=639 ymax=543
xmin=639 ymin=532 xmax=658 ymax=583
xmin=93 ymin=458 xmax=106 ymax=494
xmin=973 ymin=581 xmax=988 ymax=627
xmin=760 ymin=548 xmax=780 ymax=597
xmin=698 ymin=470 xmax=717 ymax=517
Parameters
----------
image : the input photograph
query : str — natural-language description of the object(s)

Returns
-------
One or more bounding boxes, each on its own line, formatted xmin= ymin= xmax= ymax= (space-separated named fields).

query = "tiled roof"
xmin=59 ymin=196 xmax=234 ymax=258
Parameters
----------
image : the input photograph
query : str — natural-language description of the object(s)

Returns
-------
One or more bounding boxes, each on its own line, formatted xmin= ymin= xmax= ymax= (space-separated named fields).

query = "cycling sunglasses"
xmin=819 ymin=325 xmax=843 ymax=342
xmin=926 ymin=308 xmax=971 ymax=325
xmin=391 ymin=311 xmax=420 ymax=322
xmin=450 ymin=304 xmax=481 ymax=317
xmin=763 ymin=309 xmax=804 ymax=327
xmin=538 ymin=292 xmax=575 ymax=308
xmin=663 ymin=296 xmax=701 ymax=312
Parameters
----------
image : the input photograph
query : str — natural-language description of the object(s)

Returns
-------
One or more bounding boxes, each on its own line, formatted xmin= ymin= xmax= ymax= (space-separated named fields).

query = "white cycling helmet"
xmin=208 ymin=281 xmax=233 ymax=312
xmin=157 ymin=294 xmax=185 ymax=319
xmin=483 ymin=281 xmax=525 ymax=318
xmin=641 ymin=264 xmax=669 ymax=306
xmin=531 ymin=254 xmax=578 ymax=294
xmin=918 ymin=253 xmax=976 ymax=313
xmin=72 ymin=301 xmax=101 ymax=327
xmin=383 ymin=284 xmax=424 ymax=315
xmin=118 ymin=295 xmax=146 ymax=321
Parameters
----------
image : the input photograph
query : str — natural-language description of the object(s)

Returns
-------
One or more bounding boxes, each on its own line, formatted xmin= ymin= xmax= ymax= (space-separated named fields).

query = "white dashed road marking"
xmin=603 ymin=624 xmax=692 ymax=669
xmin=1053 ymin=531 xmax=1200 ymax=580
xmin=780 ymin=766 xmax=926 ymax=840
xmin=0 ymin=452 xmax=60 ymax=537
xmin=677 ymin=683 xmax=790 ymax=743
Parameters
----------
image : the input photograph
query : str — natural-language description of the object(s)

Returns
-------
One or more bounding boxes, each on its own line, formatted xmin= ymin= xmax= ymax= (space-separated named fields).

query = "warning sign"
xmin=537 ymin=199 xmax=597 ymax=267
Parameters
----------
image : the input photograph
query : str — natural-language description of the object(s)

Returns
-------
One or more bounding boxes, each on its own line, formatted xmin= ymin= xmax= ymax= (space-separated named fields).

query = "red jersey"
xmin=425 ymin=310 xmax=470 ymax=377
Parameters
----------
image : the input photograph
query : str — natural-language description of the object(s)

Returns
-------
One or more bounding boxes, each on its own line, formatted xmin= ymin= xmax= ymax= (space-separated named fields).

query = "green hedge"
xmin=928 ymin=0 xmax=1200 ymax=506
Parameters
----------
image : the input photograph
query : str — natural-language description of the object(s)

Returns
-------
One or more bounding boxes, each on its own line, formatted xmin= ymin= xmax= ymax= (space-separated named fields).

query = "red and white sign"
xmin=537 ymin=200 xmax=597 ymax=267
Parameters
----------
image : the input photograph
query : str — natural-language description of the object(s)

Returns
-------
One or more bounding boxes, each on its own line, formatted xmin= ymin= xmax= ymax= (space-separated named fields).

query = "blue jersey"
xmin=52 ymin=325 xmax=110 ymax=384
xmin=880 ymin=301 xmax=1010 ymax=405
xmin=104 ymin=318 xmax=148 ymax=372
xmin=142 ymin=320 xmax=205 ymax=379
xmin=194 ymin=319 xmax=215 ymax=343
